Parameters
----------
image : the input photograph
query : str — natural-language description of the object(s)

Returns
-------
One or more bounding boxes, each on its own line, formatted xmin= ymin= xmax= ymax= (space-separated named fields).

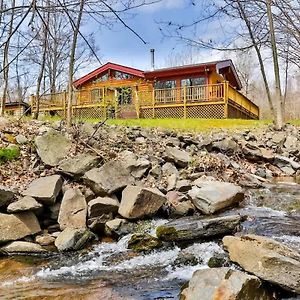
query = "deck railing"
xmin=31 ymin=82 xmax=259 ymax=119
xmin=137 ymin=83 xmax=225 ymax=107
xmin=227 ymin=85 xmax=259 ymax=117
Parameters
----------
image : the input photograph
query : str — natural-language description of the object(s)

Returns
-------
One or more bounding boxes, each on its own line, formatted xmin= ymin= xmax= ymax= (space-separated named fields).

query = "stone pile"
xmin=0 ymin=118 xmax=299 ymax=298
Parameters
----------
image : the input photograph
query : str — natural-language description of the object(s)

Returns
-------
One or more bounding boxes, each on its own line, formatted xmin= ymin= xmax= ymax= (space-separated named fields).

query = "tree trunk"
xmin=0 ymin=0 xmax=15 ymax=116
xmin=236 ymin=0 xmax=276 ymax=121
xmin=33 ymin=0 xmax=50 ymax=120
xmin=66 ymin=0 xmax=85 ymax=127
xmin=266 ymin=0 xmax=284 ymax=129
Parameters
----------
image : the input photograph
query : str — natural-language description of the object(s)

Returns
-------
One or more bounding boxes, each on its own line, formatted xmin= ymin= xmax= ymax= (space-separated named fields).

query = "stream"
xmin=0 ymin=180 xmax=299 ymax=300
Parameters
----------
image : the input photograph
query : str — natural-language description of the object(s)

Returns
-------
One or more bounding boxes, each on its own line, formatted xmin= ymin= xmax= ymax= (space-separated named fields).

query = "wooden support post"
xmin=135 ymin=86 xmax=140 ymax=119
xmin=152 ymin=89 xmax=155 ymax=118
xmin=29 ymin=94 xmax=35 ymax=117
xmin=63 ymin=91 xmax=67 ymax=119
xmin=223 ymin=81 xmax=229 ymax=119
xmin=183 ymin=86 xmax=187 ymax=119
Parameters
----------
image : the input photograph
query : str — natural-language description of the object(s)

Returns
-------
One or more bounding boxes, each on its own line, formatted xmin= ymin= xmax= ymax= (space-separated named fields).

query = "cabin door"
xmin=115 ymin=87 xmax=137 ymax=118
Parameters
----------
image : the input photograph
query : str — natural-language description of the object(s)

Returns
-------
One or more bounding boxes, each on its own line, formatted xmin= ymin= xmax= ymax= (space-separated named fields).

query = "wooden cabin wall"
xmin=208 ymin=70 xmax=224 ymax=85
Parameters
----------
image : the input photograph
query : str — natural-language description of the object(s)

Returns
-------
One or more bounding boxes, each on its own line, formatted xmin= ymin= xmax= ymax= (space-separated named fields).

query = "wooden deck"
xmin=31 ymin=82 xmax=259 ymax=120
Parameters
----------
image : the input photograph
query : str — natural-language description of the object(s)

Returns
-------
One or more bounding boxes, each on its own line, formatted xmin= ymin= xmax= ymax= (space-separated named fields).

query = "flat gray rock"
xmin=88 ymin=196 xmax=119 ymax=218
xmin=156 ymin=215 xmax=241 ymax=241
xmin=83 ymin=160 xmax=134 ymax=196
xmin=0 ymin=241 xmax=47 ymax=254
xmin=58 ymin=188 xmax=87 ymax=230
xmin=55 ymin=228 xmax=93 ymax=252
xmin=181 ymin=267 xmax=274 ymax=300
xmin=118 ymin=185 xmax=166 ymax=219
xmin=58 ymin=154 xmax=101 ymax=176
xmin=0 ymin=212 xmax=41 ymax=243
xmin=23 ymin=175 xmax=63 ymax=204
xmin=7 ymin=196 xmax=43 ymax=213
xmin=188 ymin=181 xmax=244 ymax=214
xmin=223 ymin=234 xmax=300 ymax=294
xmin=164 ymin=147 xmax=192 ymax=167
xmin=35 ymin=129 xmax=72 ymax=166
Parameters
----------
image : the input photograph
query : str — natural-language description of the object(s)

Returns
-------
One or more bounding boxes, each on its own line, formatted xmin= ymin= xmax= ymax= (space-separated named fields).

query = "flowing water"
xmin=0 ymin=181 xmax=299 ymax=300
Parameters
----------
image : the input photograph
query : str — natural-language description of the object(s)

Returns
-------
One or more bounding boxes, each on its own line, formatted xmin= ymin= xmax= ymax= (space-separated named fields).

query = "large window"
xmin=181 ymin=77 xmax=206 ymax=87
xmin=154 ymin=80 xmax=176 ymax=90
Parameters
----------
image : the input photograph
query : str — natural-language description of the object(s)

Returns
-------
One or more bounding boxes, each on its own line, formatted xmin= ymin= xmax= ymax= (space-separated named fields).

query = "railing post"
xmin=152 ymin=89 xmax=155 ymax=118
xmin=183 ymin=86 xmax=187 ymax=119
xmin=63 ymin=91 xmax=67 ymax=119
xmin=135 ymin=86 xmax=140 ymax=119
xmin=30 ymin=94 xmax=35 ymax=116
xmin=223 ymin=81 xmax=229 ymax=119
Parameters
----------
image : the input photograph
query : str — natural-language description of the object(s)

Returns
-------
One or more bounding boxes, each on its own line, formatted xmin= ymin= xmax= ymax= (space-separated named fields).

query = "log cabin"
xmin=31 ymin=59 xmax=259 ymax=120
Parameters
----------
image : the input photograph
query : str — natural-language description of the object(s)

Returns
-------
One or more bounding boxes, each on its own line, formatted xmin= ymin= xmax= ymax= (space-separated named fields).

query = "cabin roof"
xmin=144 ymin=59 xmax=242 ymax=90
xmin=5 ymin=101 xmax=30 ymax=108
xmin=73 ymin=59 xmax=242 ymax=90
xmin=73 ymin=62 xmax=145 ymax=88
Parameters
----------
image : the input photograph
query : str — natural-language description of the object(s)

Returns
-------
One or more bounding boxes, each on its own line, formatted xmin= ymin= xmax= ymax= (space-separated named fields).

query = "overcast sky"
xmin=84 ymin=0 xmax=225 ymax=73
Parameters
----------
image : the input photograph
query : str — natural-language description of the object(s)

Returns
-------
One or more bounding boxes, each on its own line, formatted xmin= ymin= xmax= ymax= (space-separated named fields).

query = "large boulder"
xmin=7 ymin=196 xmax=43 ymax=213
xmin=83 ymin=160 xmax=134 ymax=196
xmin=22 ymin=175 xmax=63 ymax=204
xmin=54 ymin=228 xmax=93 ymax=252
xmin=58 ymin=154 xmax=101 ymax=177
xmin=118 ymin=185 xmax=166 ymax=219
xmin=156 ymin=215 xmax=241 ymax=242
xmin=0 ymin=212 xmax=41 ymax=243
xmin=58 ymin=188 xmax=87 ymax=230
xmin=188 ymin=181 xmax=244 ymax=214
xmin=223 ymin=234 xmax=300 ymax=293
xmin=181 ymin=267 xmax=275 ymax=300
xmin=164 ymin=147 xmax=192 ymax=167
xmin=35 ymin=129 xmax=72 ymax=166
xmin=88 ymin=197 xmax=119 ymax=218
xmin=0 ymin=241 xmax=47 ymax=255
xmin=0 ymin=185 xmax=15 ymax=207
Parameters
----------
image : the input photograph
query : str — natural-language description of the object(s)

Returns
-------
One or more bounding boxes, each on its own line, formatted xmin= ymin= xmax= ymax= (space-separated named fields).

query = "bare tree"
xmin=66 ymin=0 xmax=85 ymax=127
xmin=160 ymin=0 xmax=297 ymax=128
xmin=0 ymin=0 xmax=16 ymax=116
xmin=33 ymin=0 xmax=50 ymax=119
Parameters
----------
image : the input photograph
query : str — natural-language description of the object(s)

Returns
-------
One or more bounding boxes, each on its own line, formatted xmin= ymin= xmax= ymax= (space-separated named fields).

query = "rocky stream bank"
xmin=0 ymin=117 xmax=299 ymax=299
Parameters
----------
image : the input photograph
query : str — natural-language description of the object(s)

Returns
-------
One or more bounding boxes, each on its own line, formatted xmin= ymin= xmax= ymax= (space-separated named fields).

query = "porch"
xmin=30 ymin=82 xmax=259 ymax=120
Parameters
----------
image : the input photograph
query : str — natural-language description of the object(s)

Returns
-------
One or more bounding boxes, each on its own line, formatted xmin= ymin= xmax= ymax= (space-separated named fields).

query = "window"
xmin=91 ymin=89 xmax=104 ymax=102
xmin=154 ymin=80 xmax=176 ymax=103
xmin=93 ymin=73 xmax=109 ymax=83
xmin=154 ymin=80 xmax=176 ymax=90
xmin=181 ymin=77 xmax=206 ymax=87
xmin=181 ymin=77 xmax=206 ymax=102
xmin=115 ymin=71 xmax=133 ymax=80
